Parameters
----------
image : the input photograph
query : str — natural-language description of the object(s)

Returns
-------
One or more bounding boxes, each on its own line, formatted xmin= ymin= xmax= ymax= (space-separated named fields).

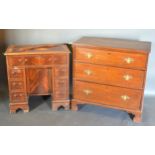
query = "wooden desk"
xmin=5 ymin=44 xmax=70 ymax=113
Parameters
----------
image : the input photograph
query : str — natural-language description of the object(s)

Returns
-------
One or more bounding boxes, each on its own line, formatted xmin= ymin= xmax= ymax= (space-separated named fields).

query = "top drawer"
xmin=7 ymin=54 xmax=68 ymax=66
xmin=8 ymin=56 xmax=25 ymax=66
xmin=75 ymin=47 xmax=148 ymax=70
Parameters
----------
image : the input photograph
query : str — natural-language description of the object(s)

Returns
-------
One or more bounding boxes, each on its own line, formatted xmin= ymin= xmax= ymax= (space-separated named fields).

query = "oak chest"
xmin=71 ymin=37 xmax=151 ymax=122
xmin=5 ymin=44 xmax=70 ymax=113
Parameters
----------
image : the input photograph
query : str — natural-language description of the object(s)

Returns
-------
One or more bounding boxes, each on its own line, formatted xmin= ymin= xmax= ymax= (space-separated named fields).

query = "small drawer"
xmin=55 ymin=79 xmax=68 ymax=90
xmin=10 ymin=81 xmax=25 ymax=91
xmin=8 ymin=56 xmax=25 ymax=66
xmin=74 ymin=63 xmax=145 ymax=89
xmin=9 ymin=68 xmax=24 ymax=79
xmin=54 ymin=67 xmax=68 ymax=78
xmin=10 ymin=92 xmax=27 ymax=103
xmin=75 ymin=48 xmax=147 ymax=70
xmin=54 ymin=91 xmax=68 ymax=100
xmin=25 ymin=56 xmax=38 ymax=65
xmin=74 ymin=81 xmax=142 ymax=110
xmin=53 ymin=54 xmax=67 ymax=64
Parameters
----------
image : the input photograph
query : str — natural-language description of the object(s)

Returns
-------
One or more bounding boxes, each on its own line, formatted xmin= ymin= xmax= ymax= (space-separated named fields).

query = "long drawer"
xmin=8 ymin=54 xmax=67 ymax=66
xmin=73 ymin=81 xmax=142 ymax=110
xmin=75 ymin=47 xmax=147 ymax=70
xmin=74 ymin=63 xmax=145 ymax=89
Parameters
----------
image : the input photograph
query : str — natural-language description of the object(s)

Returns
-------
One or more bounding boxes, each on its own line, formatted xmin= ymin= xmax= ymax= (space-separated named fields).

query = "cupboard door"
xmin=26 ymin=68 xmax=51 ymax=95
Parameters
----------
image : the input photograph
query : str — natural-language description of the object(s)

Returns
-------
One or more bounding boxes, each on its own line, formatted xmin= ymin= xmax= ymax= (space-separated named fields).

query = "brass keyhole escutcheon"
xmin=124 ymin=57 xmax=134 ymax=64
xmin=123 ymin=75 xmax=133 ymax=81
xmin=84 ymin=70 xmax=92 ymax=75
xmin=83 ymin=89 xmax=92 ymax=95
xmin=86 ymin=53 xmax=93 ymax=59
xmin=121 ymin=95 xmax=130 ymax=101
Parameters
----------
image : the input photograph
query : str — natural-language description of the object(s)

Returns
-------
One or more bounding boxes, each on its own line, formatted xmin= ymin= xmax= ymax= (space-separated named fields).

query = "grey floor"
xmin=0 ymin=53 xmax=155 ymax=126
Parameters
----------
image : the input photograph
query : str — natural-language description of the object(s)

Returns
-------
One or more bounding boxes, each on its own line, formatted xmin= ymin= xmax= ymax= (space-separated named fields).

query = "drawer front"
xmin=74 ymin=81 xmax=142 ymax=110
xmin=53 ymin=54 xmax=67 ymax=64
xmin=8 ymin=54 xmax=67 ymax=66
xmin=75 ymin=48 xmax=147 ymax=70
xmin=55 ymin=79 xmax=68 ymax=90
xmin=54 ymin=92 xmax=68 ymax=99
xmin=25 ymin=56 xmax=41 ymax=65
xmin=43 ymin=55 xmax=53 ymax=65
xmin=10 ymin=81 xmax=25 ymax=91
xmin=54 ymin=79 xmax=69 ymax=100
xmin=54 ymin=67 xmax=68 ymax=78
xmin=25 ymin=55 xmax=53 ymax=65
xmin=25 ymin=55 xmax=53 ymax=66
xmin=10 ymin=92 xmax=27 ymax=103
xmin=9 ymin=68 xmax=24 ymax=79
xmin=8 ymin=56 xmax=25 ymax=66
xmin=74 ymin=63 xmax=145 ymax=89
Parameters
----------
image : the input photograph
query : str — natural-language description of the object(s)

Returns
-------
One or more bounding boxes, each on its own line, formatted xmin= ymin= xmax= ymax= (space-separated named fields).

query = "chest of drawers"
xmin=5 ymin=44 xmax=70 ymax=113
xmin=71 ymin=37 xmax=151 ymax=122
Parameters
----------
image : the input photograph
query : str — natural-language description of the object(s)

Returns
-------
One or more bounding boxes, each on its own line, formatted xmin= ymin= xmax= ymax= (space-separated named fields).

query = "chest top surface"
xmin=5 ymin=44 xmax=70 ymax=55
xmin=73 ymin=37 xmax=151 ymax=53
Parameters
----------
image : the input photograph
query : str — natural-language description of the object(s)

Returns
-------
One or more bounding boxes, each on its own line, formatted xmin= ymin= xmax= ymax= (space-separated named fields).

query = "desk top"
xmin=73 ymin=37 xmax=151 ymax=53
xmin=5 ymin=44 xmax=70 ymax=55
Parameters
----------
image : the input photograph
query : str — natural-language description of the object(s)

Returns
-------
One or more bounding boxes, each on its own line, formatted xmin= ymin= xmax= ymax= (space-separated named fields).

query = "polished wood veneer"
xmin=75 ymin=48 xmax=148 ymax=70
xmin=74 ymin=81 xmax=142 ymax=110
xmin=5 ymin=44 xmax=70 ymax=113
xmin=74 ymin=62 xmax=145 ymax=89
xmin=72 ymin=37 xmax=151 ymax=122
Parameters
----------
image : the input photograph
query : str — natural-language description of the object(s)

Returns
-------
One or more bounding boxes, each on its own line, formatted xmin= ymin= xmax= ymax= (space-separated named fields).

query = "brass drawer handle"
xmin=12 ymin=82 xmax=16 ymax=86
xmin=19 ymin=93 xmax=23 ymax=97
xmin=18 ymin=58 xmax=22 ymax=62
xmin=13 ymin=94 xmax=17 ymax=97
xmin=83 ymin=89 xmax=92 ymax=95
xmin=121 ymin=95 xmax=130 ymax=101
xmin=86 ymin=53 xmax=93 ymax=59
xmin=124 ymin=57 xmax=134 ymax=64
xmin=16 ymin=70 xmax=21 ymax=73
xmin=12 ymin=69 xmax=21 ymax=74
xmin=84 ymin=70 xmax=92 ymax=75
xmin=24 ymin=58 xmax=28 ymax=62
xmin=123 ymin=75 xmax=133 ymax=81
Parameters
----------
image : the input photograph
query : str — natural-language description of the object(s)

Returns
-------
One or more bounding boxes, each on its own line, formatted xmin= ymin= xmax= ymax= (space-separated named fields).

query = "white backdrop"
xmin=4 ymin=29 xmax=155 ymax=96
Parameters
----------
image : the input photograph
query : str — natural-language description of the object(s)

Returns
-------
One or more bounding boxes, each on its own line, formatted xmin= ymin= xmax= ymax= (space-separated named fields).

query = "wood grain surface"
xmin=72 ymin=37 xmax=151 ymax=123
xmin=6 ymin=44 xmax=70 ymax=113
